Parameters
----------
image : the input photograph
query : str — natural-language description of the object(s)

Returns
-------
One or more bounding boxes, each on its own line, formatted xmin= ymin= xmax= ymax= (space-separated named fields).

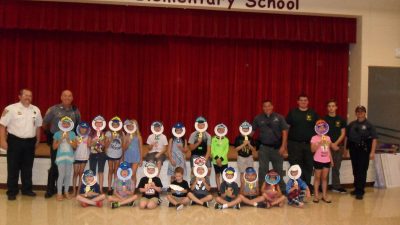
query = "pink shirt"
xmin=311 ymin=135 xmax=331 ymax=163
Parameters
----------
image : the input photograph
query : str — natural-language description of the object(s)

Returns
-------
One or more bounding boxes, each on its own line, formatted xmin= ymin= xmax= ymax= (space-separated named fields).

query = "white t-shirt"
xmin=0 ymin=102 xmax=42 ymax=138
xmin=146 ymin=134 xmax=168 ymax=153
xmin=74 ymin=136 xmax=90 ymax=161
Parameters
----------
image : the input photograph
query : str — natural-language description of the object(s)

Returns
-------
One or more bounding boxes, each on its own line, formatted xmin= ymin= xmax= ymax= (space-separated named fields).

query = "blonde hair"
xmin=131 ymin=119 xmax=141 ymax=138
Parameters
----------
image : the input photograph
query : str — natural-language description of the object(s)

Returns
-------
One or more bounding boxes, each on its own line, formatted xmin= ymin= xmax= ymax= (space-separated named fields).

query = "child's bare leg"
xmin=180 ymin=197 xmax=190 ymax=205
xmin=72 ymin=164 xmax=79 ymax=195
xmin=139 ymin=199 xmax=148 ymax=209
xmin=146 ymin=200 xmax=158 ymax=209
xmin=119 ymin=195 xmax=138 ymax=206
xmin=187 ymin=192 xmax=203 ymax=205
xmin=314 ymin=169 xmax=322 ymax=200
xmin=215 ymin=173 xmax=221 ymax=191
xmin=200 ymin=194 xmax=213 ymax=203
xmin=131 ymin=163 xmax=138 ymax=185
xmin=215 ymin=196 xmax=228 ymax=204
xmin=76 ymin=195 xmax=97 ymax=205
xmin=98 ymin=173 xmax=104 ymax=193
xmin=225 ymin=197 xmax=242 ymax=208
xmin=157 ymin=161 xmax=162 ymax=177
xmin=271 ymin=195 xmax=286 ymax=207
xmin=167 ymin=194 xmax=178 ymax=205
xmin=322 ymin=168 xmax=330 ymax=199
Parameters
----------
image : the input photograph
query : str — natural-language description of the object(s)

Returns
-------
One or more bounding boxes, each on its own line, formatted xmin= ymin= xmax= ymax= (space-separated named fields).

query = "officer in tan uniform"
xmin=0 ymin=89 xmax=43 ymax=200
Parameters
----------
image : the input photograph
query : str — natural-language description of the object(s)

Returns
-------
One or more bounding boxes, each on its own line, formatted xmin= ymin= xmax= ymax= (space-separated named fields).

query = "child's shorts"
xmin=213 ymin=164 xmax=228 ymax=174
xmin=237 ymin=156 xmax=254 ymax=173
xmin=243 ymin=195 xmax=257 ymax=200
xmin=192 ymin=193 xmax=209 ymax=199
xmin=313 ymin=160 xmax=331 ymax=169
xmin=144 ymin=152 xmax=166 ymax=164
xmin=171 ymin=195 xmax=187 ymax=202
xmin=74 ymin=160 xmax=88 ymax=164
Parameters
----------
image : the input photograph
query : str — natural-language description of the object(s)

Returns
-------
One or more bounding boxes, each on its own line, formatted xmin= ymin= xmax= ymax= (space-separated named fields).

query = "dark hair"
xmin=19 ymin=88 xmax=32 ymax=96
xmin=326 ymin=99 xmax=337 ymax=106
xmin=262 ymin=99 xmax=273 ymax=105
xmin=297 ymin=93 xmax=308 ymax=100
xmin=174 ymin=167 xmax=184 ymax=175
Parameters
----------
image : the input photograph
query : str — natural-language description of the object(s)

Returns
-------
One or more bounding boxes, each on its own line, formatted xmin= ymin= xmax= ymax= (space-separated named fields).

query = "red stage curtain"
xmin=0 ymin=29 xmax=349 ymax=141
xmin=0 ymin=1 xmax=356 ymax=43
xmin=0 ymin=1 xmax=353 ymax=141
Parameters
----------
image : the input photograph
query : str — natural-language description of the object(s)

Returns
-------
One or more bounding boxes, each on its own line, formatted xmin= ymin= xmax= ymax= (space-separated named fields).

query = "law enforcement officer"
xmin=42 ymin=90 xmax=81 ymax=198
xmin=345 ymin=105 xmax=377 ymax=200
xmin=324 ymin=99 xmax=347 ymax=194
xmin=252 ymin=100 xmax=289 ymax=191
xmin=0 ymin=89 xmax=43 ymax=200
xmin=286 ymin=94 xmax=319 ymax=191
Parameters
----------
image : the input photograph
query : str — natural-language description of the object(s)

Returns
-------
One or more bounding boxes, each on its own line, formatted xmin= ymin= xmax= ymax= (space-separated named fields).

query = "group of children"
xmin=53 ymin=115 xmax=332 ymax=210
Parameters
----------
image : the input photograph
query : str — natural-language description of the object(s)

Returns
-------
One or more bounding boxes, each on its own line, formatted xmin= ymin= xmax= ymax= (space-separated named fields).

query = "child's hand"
xmin=331 ymin=161 xmax=334 ymax=167
xmin=170 ymin=159 xmax=176 ymax=166
xmin=216 ymin=158 xmax=222 ymax=167
xmin=243 ymin=140 xmax=249 ymax=145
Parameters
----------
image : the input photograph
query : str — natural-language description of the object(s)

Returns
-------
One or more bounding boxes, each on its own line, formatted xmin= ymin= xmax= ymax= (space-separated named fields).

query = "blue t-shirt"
xmin=286 ymin=178 xmax=308 ymax=197
xmin=53 ymin=131 xmax=76 ymax=165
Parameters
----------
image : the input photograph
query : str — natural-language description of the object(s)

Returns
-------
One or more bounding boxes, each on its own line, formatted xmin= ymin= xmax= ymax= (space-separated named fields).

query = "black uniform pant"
xmin=46 ymin=137 xmax=58 ymax=194
xmin=288 ymin=140 xmax=314 ymax=187
xmin=349 ymin=144 xmax=370 ymax=196
xmin=6 ymin=134 xmax=36 ymax=196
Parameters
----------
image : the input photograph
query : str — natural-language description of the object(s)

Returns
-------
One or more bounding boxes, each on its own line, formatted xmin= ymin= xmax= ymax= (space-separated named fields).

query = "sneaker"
xmin=234 ymin=203 xmax=241 ymax=210
xmin=350 ymin=190 xmax=357 ymax=196
xmin=157 ymin=198 xmax=162 ymax=205
xmin=168 ymin=202 xmax=175 ymax=208
xmin=127 ymin=201 xmax=135 ymax=207
xmin=202 ymin=202 xmax=209 ymax=208
xmin=355 ymin=195 xmax=363 ymax=200
xmin=191 ymin=201 xmax=196 ymax=206
xmin=176 ymin=204 xmax=184 ymax=211
xmin=96 ymin=201 xmax=103 ymax=207
xmin=217 ymin=191 xmax=221 ymax=196
xmin=257 ymin=202 xmax=266 ymax=208
xmin=107 ymin=189 xmax=113 ymax=196
xmin=80 ymin=202 xmax=89 ymax=208
xmin=331 ymin=188 xmax=347 ymax=194
xmin=214 ymin=203 xmax=223 ymax=210
xmin=111 ymin=202 xmax=120 ymax=209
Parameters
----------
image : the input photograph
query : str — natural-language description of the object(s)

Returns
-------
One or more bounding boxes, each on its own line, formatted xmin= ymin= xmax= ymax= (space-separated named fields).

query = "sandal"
xmin=56 ymin=194 xmax=64 ymax=201
xmin=313 ymin=198 xmax=319 ymax=203
xmin=321 ymin=197 xmax=332 ymax=203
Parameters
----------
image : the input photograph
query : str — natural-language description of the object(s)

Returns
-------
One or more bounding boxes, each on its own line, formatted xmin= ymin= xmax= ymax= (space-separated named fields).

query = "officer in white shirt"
xmin=0 ymin=89 xmax=43 ymax=201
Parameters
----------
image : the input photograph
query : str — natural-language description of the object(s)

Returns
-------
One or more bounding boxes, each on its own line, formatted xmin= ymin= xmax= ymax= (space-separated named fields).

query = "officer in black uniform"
xmin=345 ymin=105 xmax=378 ymax=200
xmin=42 ymin=90 xmax=81 ymax=198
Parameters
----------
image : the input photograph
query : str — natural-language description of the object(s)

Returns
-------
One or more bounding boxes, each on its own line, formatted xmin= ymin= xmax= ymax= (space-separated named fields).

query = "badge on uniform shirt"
xmin=306 ymin=113 xmax=312 ymax=121
xmin=361 ymin=125 xmax=367 ymax=130
xmin=273 ymin=117 xmax=279 ymax=122
xmin=335 ymin=121 xmax=341 ymax=127
xmin=17 ymin=111 xmax=22 ymax=115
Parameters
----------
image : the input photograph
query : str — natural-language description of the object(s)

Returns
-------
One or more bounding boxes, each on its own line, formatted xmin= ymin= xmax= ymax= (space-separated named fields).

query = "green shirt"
xmin=324 ymin=115 xmax=346 ymax=143
xmin=211 ymin=136 xmax=229 ymax=165
xmin=286 ymin=108 xmax=319 ymax=142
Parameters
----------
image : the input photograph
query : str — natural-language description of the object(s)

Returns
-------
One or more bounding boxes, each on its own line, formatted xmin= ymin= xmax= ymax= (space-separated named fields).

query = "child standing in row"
xmin=105 ymin=116 xmax=124 ymax=195
xmin=311 ymin=120 xmax=333 ymax=203
xmin=72 ymin=122 xmax=91 ymax=196
xmin=53 ymin=116 xmax=77 ymax=201
xmin=211 ymin=123 xmax=229 ymax=194
xmin=123 ymin=119 xmax=143 ymax=185
xmin=167 ymin=123 xmax=188 ymax=181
